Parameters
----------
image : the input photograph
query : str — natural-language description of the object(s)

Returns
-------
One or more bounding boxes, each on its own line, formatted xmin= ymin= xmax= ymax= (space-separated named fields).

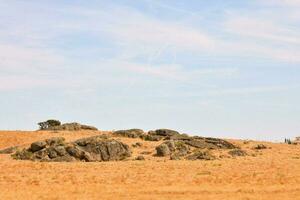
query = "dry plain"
xmin=0 ymin=130 xmax=300 ymax=200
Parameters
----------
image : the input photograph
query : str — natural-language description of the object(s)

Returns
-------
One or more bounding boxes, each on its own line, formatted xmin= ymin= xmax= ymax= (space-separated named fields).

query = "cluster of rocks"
xmin=114 ymin=128 xmax=239 ymax=160
xmin=1 ymin=128 xmax=247 ymax=162
xmin=12 ymin=136 xmax=131 ymax=162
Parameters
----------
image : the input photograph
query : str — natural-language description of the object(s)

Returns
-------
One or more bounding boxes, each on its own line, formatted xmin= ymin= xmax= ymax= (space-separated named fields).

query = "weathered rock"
xmin=150 ymin=129 xmax=180 ymax=137
xmin=164 ymin=140 xmax=176 ymax=151
xmin=185 ymin=151 xmax=215 ymax=160
xmin=53 ymin=145 xmax=67 ymax=156
xmin=46 ymin=137 xmax=65 ymax=146
xmin=30 ymin=141 xmax=47 ymax=152
xmin=50 ymin=155 xmax=76 ymax=162
xmin=135 ymin=155 xmax=145 ymax=160
xmin=185 ymin=140 xmax=216 ymax=149
xmin=80 ymin=125 xmax=98 ymax=131
xmin=74 ymin=135 xmax=109 ymax=146
xmin=113 ymin=129 xmax=144 ymax=138
xmin=166 ymin=134 xmax=191 ymax=141
xmin=174 ymin=141 xmax=190 ymax=156
xmin=156 ymin=144 xmax=170 ymax=156
xmin=33 ymin=149 xmax=49 ymax=160
xmin=0 ymin=146 xmax=19 ymax=154
xmin=48 ymin=147 xmax=58 ymax=159
xmin=12 ymin=135 xmax=131 ymax=162
xmin=66 ymin=145 xmax=83 ymax=159
xmin=204 ymin=137 xmax=236 ymax=149
xmin=143 ymin=135 xmax=163 ymax=141
xmin=228 ymin=149 xmax=247 ymax=157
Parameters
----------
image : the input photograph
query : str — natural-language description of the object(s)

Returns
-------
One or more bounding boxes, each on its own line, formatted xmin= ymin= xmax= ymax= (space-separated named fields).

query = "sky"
xmin=0 ymin=0 xmax=299 ymax=141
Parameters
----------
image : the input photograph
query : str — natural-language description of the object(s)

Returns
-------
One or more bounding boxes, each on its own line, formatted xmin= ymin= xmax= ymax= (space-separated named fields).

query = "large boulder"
xmin=156 ymin=144 xmax=171 ymax=156
xmin=155 ymin=140 xmax=189 ymax=158
xmin=30 ymin=141 xmax=47 ymax=152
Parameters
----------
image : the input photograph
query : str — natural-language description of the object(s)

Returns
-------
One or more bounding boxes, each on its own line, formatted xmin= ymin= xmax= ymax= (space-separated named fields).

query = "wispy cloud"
xmin=225 ymin=17 xmax=300 ymax=45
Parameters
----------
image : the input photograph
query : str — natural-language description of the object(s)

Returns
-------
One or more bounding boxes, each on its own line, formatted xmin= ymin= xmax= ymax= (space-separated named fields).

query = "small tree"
xmin=38 ymin=119 xmax=61 ymax=130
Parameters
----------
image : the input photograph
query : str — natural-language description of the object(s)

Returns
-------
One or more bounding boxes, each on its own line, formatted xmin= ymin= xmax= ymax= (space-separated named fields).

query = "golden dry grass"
xmin=1 ymin=130 xmax=300 ymax=200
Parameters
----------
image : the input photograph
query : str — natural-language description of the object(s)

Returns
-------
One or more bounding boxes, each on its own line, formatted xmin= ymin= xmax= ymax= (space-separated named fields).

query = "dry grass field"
xmin=1 ymin=130 xmax=300 ymax=200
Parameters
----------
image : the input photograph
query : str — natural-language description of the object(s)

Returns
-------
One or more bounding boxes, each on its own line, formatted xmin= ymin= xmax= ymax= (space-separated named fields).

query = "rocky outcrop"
xmin=150 ymin=129 xmax=180 ymax=137
xmin=42 ymin=122 xmax=98 ymax=131
xmin=156 ymin=140 xmax=190 ymax=158
xmin=12 ymin=135 xmax=131 ymax=162
xmin=113 ymin=129 xmax=144 ymax=138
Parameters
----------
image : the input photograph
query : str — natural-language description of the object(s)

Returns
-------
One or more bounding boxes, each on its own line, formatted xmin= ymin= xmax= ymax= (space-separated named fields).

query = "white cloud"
xmin=57 ymin=5 xmax=215 ymax=55
xmin=0 ymin=44 xmax=64 ymax=72
xmin=225 ymin=17 xmax=300 ymax=45
xmin=100 ymin=59 xmax=238 ymax=81
xmin=259 ymin=0 xmax=300 ymax=7
xmin=222 ymin=13 xmax=300 ymax=63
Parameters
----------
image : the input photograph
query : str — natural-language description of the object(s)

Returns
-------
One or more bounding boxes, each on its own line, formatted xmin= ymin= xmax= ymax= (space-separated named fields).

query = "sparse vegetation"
xmin=38 ymin=119 xmax=61 ymax=130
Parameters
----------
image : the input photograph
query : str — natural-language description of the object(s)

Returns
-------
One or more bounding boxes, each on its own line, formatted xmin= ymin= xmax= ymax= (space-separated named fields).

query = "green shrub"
xmin=38 ymin=119 xmax=61 ymax=130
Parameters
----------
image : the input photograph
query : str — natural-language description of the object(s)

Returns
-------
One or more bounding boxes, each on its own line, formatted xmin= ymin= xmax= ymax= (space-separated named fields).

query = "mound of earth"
xmin=12 ymin=135 xmax=131 ymax=162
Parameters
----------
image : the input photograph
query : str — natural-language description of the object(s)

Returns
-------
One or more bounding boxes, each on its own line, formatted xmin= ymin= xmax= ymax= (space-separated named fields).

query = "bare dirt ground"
xmin=1 ymin=130 xmax=300 ymax=200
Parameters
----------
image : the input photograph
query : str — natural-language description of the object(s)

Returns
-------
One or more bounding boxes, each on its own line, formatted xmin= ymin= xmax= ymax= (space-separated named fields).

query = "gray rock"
xmin=174 ymin=141 xmax=190 ymax=156
xmin=151 ymin=129 xmax=180 ymax=137
xmin=30 ymin=141 xmax=47 ymax=152
xmin=46 ymin=137 xmax=65 ymax=146
xmin=113 ymin=129 xmax=144 ymax=138
xmin=185 ymin=140 xmax=215 ymax=149
xmin=143 ymin=135 xmax=163 ymax=141
xmin=53 ymin=145 xmax=67 ymax=156
xmin=156 ymin=144 xmax=170 ymax=156
xmin=164 ymin=140 xmax=176 ymax=151
xmin=204 ymin=137 xmax=236 ymax=149
xmin=50 ymin=155 xmax=76 ymax=162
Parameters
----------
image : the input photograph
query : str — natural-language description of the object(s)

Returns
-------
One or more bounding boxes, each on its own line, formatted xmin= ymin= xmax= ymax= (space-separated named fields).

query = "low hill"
xmin=0 ymin=130 xmax=300 ymax=200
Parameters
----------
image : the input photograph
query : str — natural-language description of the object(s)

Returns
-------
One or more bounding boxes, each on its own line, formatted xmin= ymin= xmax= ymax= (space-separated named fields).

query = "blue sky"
xmin=0 ymin=0 xmax=299 ymax=141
